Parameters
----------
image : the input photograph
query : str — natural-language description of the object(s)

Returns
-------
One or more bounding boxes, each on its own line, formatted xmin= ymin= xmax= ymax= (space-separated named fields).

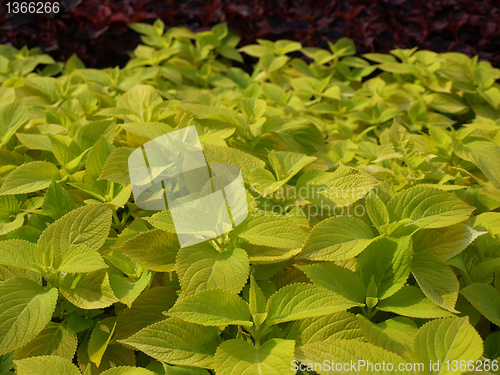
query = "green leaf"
xmin=114 ymin=286 xmax=178 ymax=341
xmin=330 ymin=37 xmax=356 ymax=56
xmin=411 ymin=252 xmax=459 ymax=313
xmin=357 ymin=236 xmax=411 ymax=299
xmin=0 ymin=264 xmax=41 ymax=284
xmin=65 ymin=312 xmax=94 ymax=334
xmin=275 ymin=40 xmax=302 ymax=55
xmin=98 ymin=148 xmax=133 ymax=185
xmin=268 ymin=119 xmax=324 ymax=155
xmin=64 ymin=54 xmax=85 ymax=73
xmin=128 ymin=22 xmax=159 ymax=37
xmin=144 ymin=210 xmax=176 ymax=233
xmin=296 ymin=165 xmax=379 ymax=207
xmin=0 ymin=239 xmax=42 ymax=273
xmin=0 ymin=277 xmax=58 ymax=355
xmin=160 ymin=364 xmax=211 ymax=375
xmin=484 ymin=332 xmax=500 ymax=360
xmin=78 ymin=340 xmax=135 ymax=374
xmin=378 ymin=285 xmax=455 ymax=318
xmin=248 ymin=275 xmax=266 ymax=324
xmin=114 ymin=229 xmax=179 ymax=272
xmin=100 ymin=367 xmax=157 ymax=375
xmin=470 ymin=258 xmax=500 ymax=284
xmin=15 ymin=322 xmax=77 ymax=360
xmin=249 ymin=167 xmax=286 ymax=197
xmin=109 ymin=269 xmax=152 ymax=307
xmin=50 ymin=135 xmax=87 ymax=173
xmin=268 ymin=150 xmax=316 ymax=181
xmin=378 ymin=62 xmax=418 ymax=74
xmin=375 ymin=317 xmax=418 ymax=349
xmin=16 ymin=133 xmax=52 ymax=151
xmin=387 ymin=186 xmax=474 ymax=229
xmin=113 ymin=217 xmax=151 ymax=247
xmin=0 ymin=162 xmax=59 ymax=195
xmin=428 ymin=93 xmax=469 ymax=114
xmin=85 ymin=138 xmax=115 ymax=186
xmin=246 ymin=243 xmax=301 ymax=264
xmin=240 ymin=44 xmax=273 ymax=58
xmin=261 ymin=83 xmax=288 ymax=105
xmin=75 ymin=120 xmax=115 ymax=151
xmin=202 ymin=144 xmax=265 ymax=179
xmin=88 ymin=317 xmax=117 ymax=367
xmin=109 ymin=184 xmax=132 ymax=208
xmin=54 ymin=244 xmax=108 ymax=273
xmin=295 ymin=339 xmax=410 ymax=375
xmin=234 ymin=214 xmax=306 ymax=249
xmin=214 ymin=339 xmax=295 ymax=375
xmin=473 ymin=212 xmax=500 ymax=237
xmin=298 ymin=216 xmax=376 ymax=261
xmin=265 ymin=283 xmax=362 ymax=325
xmin=0 ymin=352 xmax=14 ymax=375
xmin=0 ymin=195 xmax=18 ymax=218
xmin=412 ymin=317 xmax=483 ymax=375
xmin=41 ymin=180 xmax=77 ymax=220
xmin=119 ymin=317 xmax=219 ymax=369
xmin=68 ymin=181 xmax=106 ymax=201
xmin=366 ymin=190 xmax=390 ymax=230
xmin=0 ymin=212 xmax=25 ymax=237
xmin=120 ymin=122 xmax=174 ymax=141
xmin=363 ymin=53 xmax=398 ymax=63
xmin=290 ymin=77 xmax=318 ymax=97
xmin=480 ymin=86 xmax=500 ymax=109
xmin=175 ymin=243 xmax=249 ymax=296
xmin=23 ymin=77 xmax=59 ymax=100
xmin=167 ymin=289 xmax=252 ymax=328
xmin=116 ymin=85 xmax=163 ymax=121
xmin=59 ymin=269 xmax=118 ymax=310
xmin=297 ymin=263 xmax=366 ymax=304
xmin=218 ymin=46 xmax=243 ymax=63
xmin=37 ymin=204 xmax=112 ymax=265
xmin=0 ymin=102 xmax=29 ymax=147
xmin=356 ymin=314 xmax=408 ymax=358
xmin=455 ymin=139 xmax=500 ymax=189
xmin=461 ymin=283 xmax=500 ymax=327
xmin=239 ymin=98 xmax=267 ymax=122
xmin=412 ymin=223 xmax=479 ymax=260
xmin=284 ymin=311 xmax=363 ymax=346
xmin=14 ymin=355 xmax=81 ymax=375
xmin=472 ymin=66 xmax=496 ymax=89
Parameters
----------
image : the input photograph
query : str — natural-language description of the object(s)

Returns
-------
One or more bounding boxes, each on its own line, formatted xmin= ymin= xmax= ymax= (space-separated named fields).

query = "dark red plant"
xmin=0 ymin=0 xmax=499 ymax=68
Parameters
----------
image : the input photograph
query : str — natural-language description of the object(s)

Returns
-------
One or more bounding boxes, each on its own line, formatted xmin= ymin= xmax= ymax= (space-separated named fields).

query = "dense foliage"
xmin=0 ymin=20 xmax=500 ymax=374
xmin=1 ymin=0 xmax=500 ymax=68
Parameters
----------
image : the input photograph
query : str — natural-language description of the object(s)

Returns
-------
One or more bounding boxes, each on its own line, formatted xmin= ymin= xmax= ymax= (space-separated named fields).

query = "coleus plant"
xmin=0 ymin=19 xmax=500 ymax=375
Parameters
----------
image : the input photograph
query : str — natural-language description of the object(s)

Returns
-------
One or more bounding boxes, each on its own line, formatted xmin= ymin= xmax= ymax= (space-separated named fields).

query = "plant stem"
xmin=212 ymin=237 xmax=223 ymax=251
xmin=112 ymin=209 xmax=121 ymax=227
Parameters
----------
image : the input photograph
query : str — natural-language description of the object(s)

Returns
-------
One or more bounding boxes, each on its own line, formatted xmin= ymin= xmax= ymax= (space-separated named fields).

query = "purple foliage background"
xmin=0 ymin=0 xmax=499 ymax=68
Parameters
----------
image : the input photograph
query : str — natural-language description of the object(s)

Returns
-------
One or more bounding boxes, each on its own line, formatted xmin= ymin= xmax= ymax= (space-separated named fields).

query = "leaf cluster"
xmin=0 ymin=21 xmax=500 ymax=374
